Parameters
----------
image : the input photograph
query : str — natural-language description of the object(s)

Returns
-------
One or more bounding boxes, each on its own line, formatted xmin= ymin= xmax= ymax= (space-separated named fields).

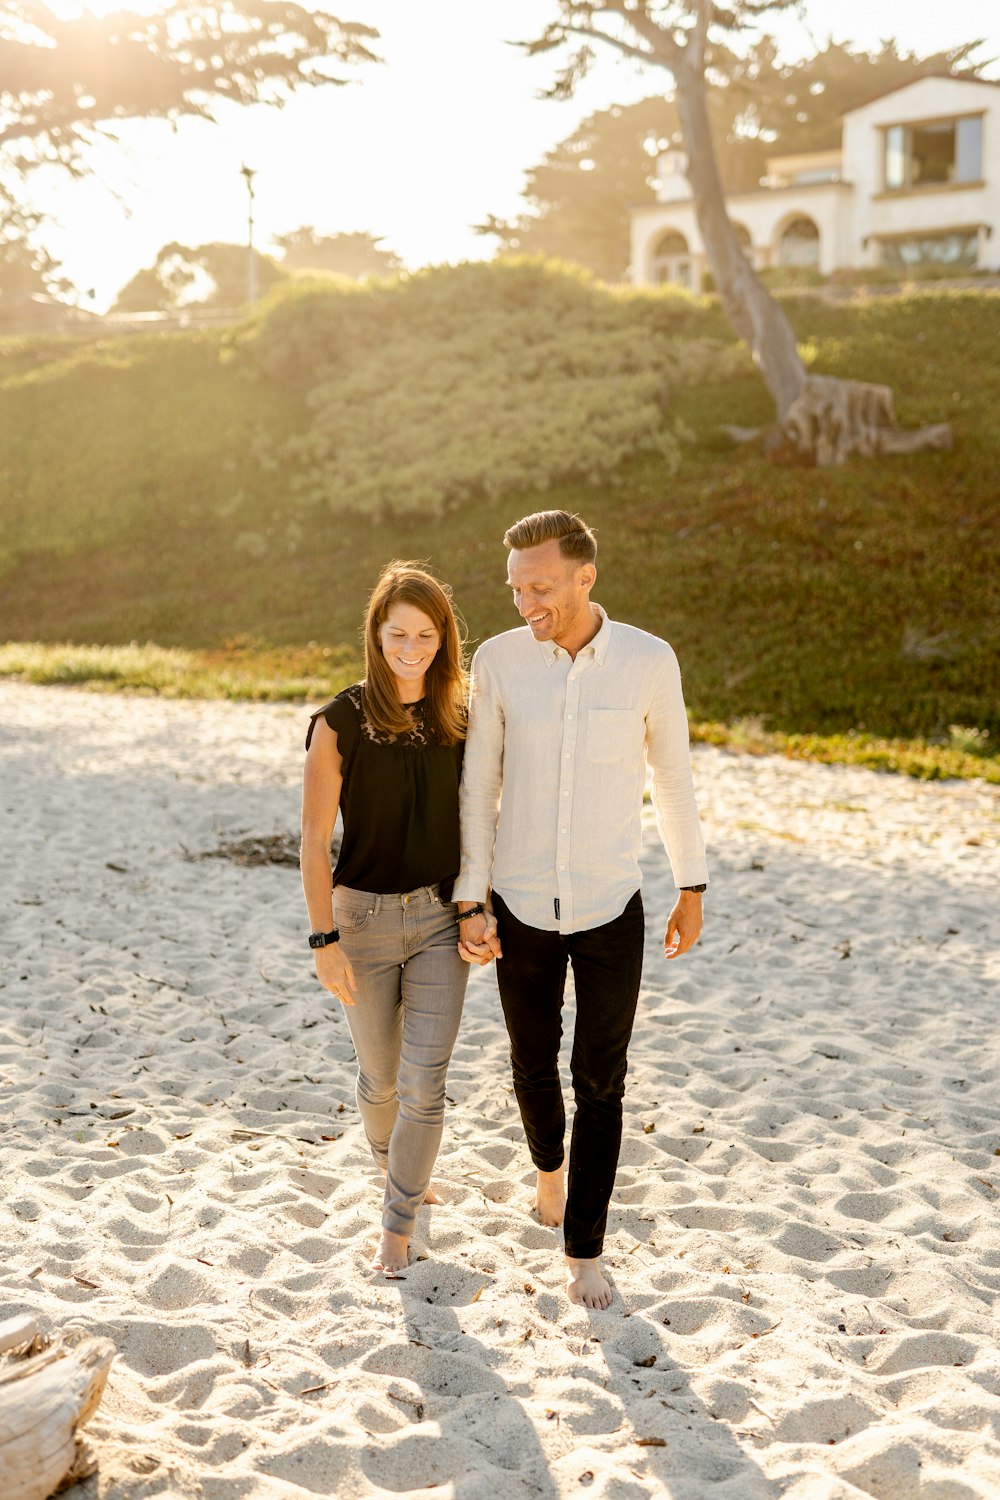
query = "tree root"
xmin=723 ymin=374 xmax=953 ymax=466
xmin=787 ymin=375 xmax=952 ymax=465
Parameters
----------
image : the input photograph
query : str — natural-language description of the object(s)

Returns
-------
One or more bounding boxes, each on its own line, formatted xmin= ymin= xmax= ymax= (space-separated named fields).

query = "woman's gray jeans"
xmin=333 ymin=882 xmax=469 ymax=1238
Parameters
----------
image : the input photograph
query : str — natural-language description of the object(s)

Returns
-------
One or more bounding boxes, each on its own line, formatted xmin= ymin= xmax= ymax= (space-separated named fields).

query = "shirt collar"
xmin=536 ymin=603 xmax=612 ymax=667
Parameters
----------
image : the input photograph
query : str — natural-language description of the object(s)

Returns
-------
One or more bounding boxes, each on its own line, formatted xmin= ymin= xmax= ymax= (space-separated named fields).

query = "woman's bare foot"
xmin=380 ymin=1167 xmax=441 ymax=1206
xmin=566 ymin=1256 xmax=612 ymax=1310
xmin=534 ymin=1166 xmax=566 ymax=1227
xmin=371 ymin=1229 xmax=410 ymax=1277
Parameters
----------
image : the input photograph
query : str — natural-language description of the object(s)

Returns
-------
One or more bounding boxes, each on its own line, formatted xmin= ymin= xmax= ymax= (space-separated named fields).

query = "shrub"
xmin=240 ymin=259 xmax=747 ymax=517
xmin=2 ymin=276 xmax=997 ymax=755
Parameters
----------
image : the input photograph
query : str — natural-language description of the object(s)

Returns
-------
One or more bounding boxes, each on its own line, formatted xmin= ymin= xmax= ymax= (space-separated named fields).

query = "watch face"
xmin=309 ymin=933 xmax=326 ymax=948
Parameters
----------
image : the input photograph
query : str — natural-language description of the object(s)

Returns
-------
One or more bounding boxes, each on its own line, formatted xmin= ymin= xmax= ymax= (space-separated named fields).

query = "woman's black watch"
xmin=679 ymin=884 xmax=707 ymax=893
xmin=308 ymin=928 xmax=340 ymax=948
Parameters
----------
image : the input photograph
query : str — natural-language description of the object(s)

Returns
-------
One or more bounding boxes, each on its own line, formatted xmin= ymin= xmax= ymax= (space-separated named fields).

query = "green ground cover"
xmin=1 ymin=265 xmax=996 ymax=780
xmin=0 ymin=638 xmax=994 ymax=783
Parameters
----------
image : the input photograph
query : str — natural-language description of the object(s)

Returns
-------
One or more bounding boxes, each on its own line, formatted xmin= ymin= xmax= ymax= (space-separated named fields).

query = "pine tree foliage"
xmin=273 ymin=228 xmax=403 ymax=280
xmin=113 ymin=241 xmax=287 ymax=311
xmin=0 ymin=0 xmax=377 ymax=312
xmin=0 ymin=0 xmax=378 ymax=170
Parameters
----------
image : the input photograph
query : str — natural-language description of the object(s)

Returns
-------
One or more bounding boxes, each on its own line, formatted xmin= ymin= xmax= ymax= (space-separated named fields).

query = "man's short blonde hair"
xmin=502 ymin=510 xmax=597 ymax=565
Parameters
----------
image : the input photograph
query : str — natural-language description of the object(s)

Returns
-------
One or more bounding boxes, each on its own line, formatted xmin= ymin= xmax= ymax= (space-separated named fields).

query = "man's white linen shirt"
xmin=455 ymin=606 xmax=708 ymax=934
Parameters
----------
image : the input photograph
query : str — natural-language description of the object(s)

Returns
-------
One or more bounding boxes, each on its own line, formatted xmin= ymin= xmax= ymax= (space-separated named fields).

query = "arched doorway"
xmin=651 ymin=230 xmax=693 ymax=289
xmin=777 ymin=216 xmax=820 ymax=269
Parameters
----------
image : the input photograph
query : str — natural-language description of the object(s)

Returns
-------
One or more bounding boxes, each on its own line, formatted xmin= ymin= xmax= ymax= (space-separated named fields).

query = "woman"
xmin=301 ymin=561 xmax=474 ymax=1278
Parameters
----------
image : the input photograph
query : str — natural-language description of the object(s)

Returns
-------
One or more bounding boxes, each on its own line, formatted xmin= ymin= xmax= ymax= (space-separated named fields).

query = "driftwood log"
xmin=0 ymin=1315 xmax=114 ymax=1500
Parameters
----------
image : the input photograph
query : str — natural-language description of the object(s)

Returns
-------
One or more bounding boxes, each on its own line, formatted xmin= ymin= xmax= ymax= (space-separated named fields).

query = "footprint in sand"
xmin=774 ymin=1220 xmax=843 ymax=1262
xmin=143 ymin=1260 xmax=220 ymax=1312
xmin=864 ymin=1330 xmax=978 ymax=1377
xmin=834 ymin=1189 xmax=904 ymax=1223
xmin=109 ymin=1318 xmax=218 ymax=1380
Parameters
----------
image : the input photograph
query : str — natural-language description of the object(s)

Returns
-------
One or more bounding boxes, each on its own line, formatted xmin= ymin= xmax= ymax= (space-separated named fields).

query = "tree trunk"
xmin=671 ymin=57 xmax=952 ymax=465
xmin=672 ymin=60 xmax=806 ymax=419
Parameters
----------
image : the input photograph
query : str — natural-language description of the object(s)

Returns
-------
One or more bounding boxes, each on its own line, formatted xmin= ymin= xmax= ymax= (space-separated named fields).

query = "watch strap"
xmin=308 ymin=928 xmax=340 ymax=949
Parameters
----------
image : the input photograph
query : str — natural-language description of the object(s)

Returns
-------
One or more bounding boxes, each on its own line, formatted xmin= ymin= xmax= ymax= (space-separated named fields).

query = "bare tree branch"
xmin=600 ymin=0 xmax=685 ymax=70
xmin=561 ymin=22 xmax=660 ymax=67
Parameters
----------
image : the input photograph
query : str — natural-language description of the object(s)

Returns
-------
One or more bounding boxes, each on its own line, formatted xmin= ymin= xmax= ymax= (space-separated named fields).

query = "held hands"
xmin=457 ymin=908 xmax=503 ymax=967
xmin=313 ymin=944 xmax=359 ymax=1005
xmin=664 ymin=890 xmax=703 ymax=961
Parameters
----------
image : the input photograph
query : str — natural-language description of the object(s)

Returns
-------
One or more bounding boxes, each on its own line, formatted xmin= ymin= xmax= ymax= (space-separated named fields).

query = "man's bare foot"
xmin=534 ymin=1166 xmax=566 ymax=1227
xmin=566 ymin=1256 xmax=613 ymax=1310
xmin=371 ymin=1229 xmax=410 ymax=1277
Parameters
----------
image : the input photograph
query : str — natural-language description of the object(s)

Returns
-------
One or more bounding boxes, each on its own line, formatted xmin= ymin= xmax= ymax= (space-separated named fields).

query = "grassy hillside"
xmin=1 ymin=265 xmax=997 ymax=772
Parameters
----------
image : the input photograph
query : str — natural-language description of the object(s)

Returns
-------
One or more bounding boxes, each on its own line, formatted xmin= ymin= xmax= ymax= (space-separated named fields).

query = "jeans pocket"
xmin=334 ymin=890 xmax=377 ymax=932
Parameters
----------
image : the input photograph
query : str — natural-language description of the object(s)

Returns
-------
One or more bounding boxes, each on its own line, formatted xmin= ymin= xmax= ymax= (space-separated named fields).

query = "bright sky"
xmin=27 ymin=0 xmax=1000 ymax=309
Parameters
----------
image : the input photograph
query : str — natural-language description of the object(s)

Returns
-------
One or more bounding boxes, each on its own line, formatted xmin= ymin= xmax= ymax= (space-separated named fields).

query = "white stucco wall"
xmin=630 ymin=76 xmax=1000 ymax=284
xmin=842 ymin=77 xmax=999 ymax=269
xmin=630 ymin=185 xmax=852 ymax=288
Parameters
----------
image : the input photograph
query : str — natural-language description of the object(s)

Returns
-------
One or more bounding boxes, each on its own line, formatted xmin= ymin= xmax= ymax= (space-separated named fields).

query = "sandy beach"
xmin=2 ymin=678 xmax=999 ymax=1500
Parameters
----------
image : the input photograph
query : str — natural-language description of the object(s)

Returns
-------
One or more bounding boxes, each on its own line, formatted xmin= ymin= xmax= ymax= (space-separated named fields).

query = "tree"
xmin=734 ymin=37 xmax=988 ymax=157
xmin=479 ymin=99 xmax=679 ymax=283
xmin=0 ymin=189 xmax=71 ymax=300
xmin=477 ymin=49 xmax=779 ymax=284
xmin=484 ymin=40 xmax=988 ymax=285
xmin=0 ymin=0 xmax=378 ymax=172
xmin=273 ymin=227 xmax=403 ymax=280
xmin=0 ymin=0 xmax=377 ymax=312
xmin=113 ymin=241 xmax=287 ymax=312
xmin=523 ymin=3 xmax=959 ymax=464
xmin=477 ymin=86 xmax=769 ymax=283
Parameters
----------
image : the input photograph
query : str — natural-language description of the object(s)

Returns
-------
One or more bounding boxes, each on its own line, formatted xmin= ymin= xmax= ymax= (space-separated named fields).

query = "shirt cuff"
xmin=452 ymin=870 xmax=489 ymax=904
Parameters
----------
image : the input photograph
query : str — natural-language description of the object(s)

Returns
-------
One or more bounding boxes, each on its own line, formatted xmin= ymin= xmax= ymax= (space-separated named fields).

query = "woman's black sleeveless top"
xmin=305 ymin=683 xmax=464 ymax=898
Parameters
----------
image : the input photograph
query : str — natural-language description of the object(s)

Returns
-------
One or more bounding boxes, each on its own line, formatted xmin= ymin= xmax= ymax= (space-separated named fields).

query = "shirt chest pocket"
xmin=586 ymin=708 xmax=642 ymax=763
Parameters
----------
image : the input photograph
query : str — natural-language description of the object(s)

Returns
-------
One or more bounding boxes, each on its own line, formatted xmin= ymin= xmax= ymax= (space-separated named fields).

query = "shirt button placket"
xmin=557 ymin=674 xmax=581 ymax=931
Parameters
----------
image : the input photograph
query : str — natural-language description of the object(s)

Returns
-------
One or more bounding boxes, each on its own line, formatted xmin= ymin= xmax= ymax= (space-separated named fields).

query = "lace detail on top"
xmin=346 ymin=682 xmax=431 ymax=747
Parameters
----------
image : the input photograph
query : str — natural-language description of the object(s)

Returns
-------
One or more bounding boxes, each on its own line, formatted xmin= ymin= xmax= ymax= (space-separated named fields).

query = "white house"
xmin=630 ymin=75 xmax=999 ymax=290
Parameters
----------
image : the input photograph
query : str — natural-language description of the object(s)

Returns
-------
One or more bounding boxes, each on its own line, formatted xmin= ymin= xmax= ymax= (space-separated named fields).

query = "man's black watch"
xmin=679 ymin=884 xmax=707 ymax=894
xmin=308 ymin=928 xmax=340 ymax=949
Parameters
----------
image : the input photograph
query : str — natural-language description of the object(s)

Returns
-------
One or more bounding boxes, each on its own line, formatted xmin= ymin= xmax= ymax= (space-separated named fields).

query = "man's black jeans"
xmin=492 ymin=890 xmax=645 ymax=1261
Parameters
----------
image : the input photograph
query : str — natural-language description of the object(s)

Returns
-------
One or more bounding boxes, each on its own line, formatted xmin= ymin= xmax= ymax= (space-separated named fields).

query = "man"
xmin=454 ymin=510 xmax=708 ymax=1310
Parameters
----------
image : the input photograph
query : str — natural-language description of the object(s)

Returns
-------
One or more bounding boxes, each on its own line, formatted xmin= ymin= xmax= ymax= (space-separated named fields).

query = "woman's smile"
xmin=379 ymin=601 xmax=442 ymax=698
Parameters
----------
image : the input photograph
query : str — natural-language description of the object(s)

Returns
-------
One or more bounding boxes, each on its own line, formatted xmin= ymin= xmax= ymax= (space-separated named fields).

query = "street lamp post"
xmin=240 ymin=163 xmax=257 ymax=306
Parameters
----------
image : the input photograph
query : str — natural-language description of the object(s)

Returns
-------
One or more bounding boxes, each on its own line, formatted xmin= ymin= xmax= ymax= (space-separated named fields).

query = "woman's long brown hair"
xmin=362 ymin=561 xmax=467 ymax=745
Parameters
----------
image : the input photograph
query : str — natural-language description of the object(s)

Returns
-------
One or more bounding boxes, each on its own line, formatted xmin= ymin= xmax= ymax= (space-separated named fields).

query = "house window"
xmin=880 ymin=230 xmax=978 ymax=269
xmin=651 ymin=230 xmax=693 ymax=289
xmin=884 ymin=115 xmax=983 ymax=191
xmin=777 ymin=217 xmax=820 ymax=268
